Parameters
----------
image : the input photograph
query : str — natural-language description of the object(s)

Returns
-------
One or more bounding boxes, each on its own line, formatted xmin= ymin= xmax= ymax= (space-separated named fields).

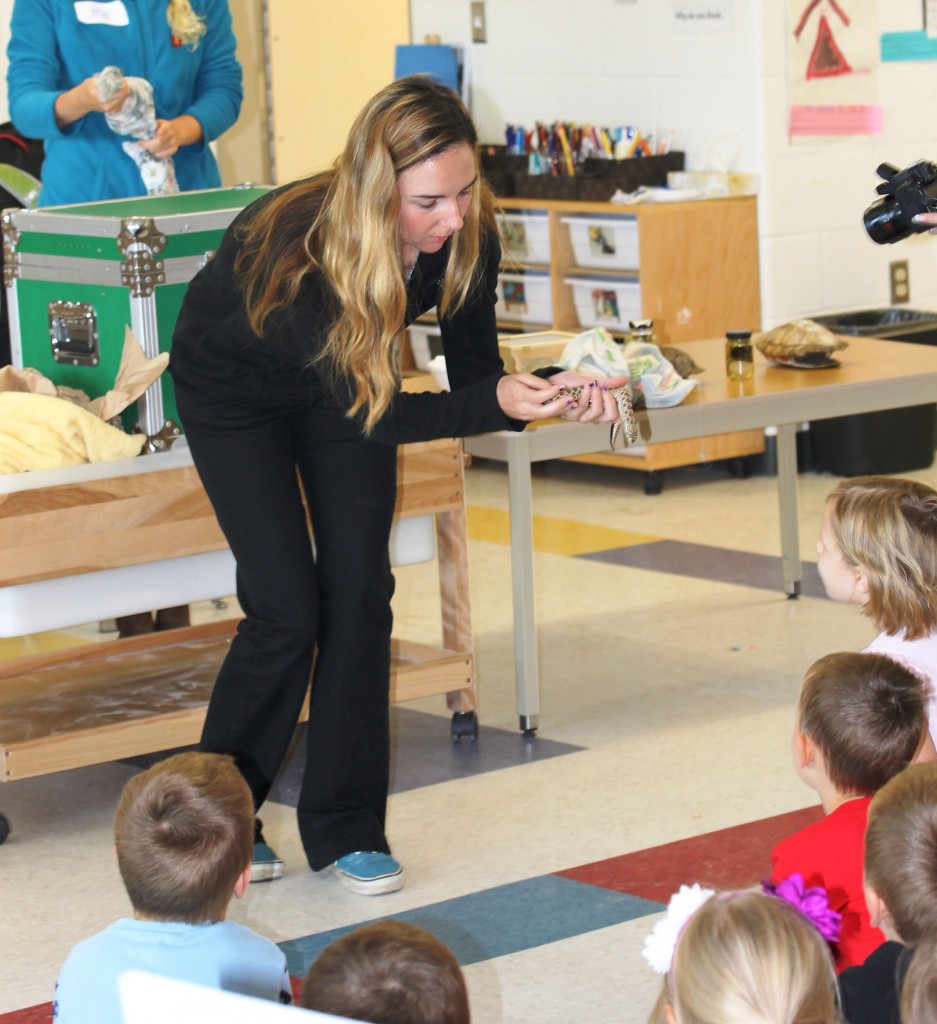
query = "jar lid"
xmin=726 ymin=329 xmax=752 ymax=340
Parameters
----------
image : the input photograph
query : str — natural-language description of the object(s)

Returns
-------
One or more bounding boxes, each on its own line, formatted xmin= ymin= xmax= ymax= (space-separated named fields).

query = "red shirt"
xmin=770 ymin=796 xmax=883 ymax=971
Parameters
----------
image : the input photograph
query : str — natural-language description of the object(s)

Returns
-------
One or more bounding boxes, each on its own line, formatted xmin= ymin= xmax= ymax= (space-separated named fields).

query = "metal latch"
xmin=117 ymin=216 xmax=167 ymax=298
xmin=1 ymin=213 xmax=20 ymax=288
xmin=49 ymin=301 xmax=99 ymax=366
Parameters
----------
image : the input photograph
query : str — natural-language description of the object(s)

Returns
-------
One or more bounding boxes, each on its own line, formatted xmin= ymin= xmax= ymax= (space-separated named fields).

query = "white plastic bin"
xmin=561 ymin=214 xmax=639 ymax=270
xmin=497 ymin=210 xmax=551 ymax=263
xmin=407 ymin=320 xmax=442 ymax=370
xmin=565 ymin=274 xmax=641 ymax=331
xmin=498 ymin=270 xmax=553 ymax=325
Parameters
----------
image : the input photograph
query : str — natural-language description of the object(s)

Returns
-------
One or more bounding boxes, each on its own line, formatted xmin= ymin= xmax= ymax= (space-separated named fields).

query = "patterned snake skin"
xmin=559 ymin=385 xmax=639 ymax=451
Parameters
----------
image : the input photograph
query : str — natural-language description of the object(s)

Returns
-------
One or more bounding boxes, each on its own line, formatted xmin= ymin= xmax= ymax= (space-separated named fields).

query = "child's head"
xmin=819 ymin=476 xmax=937 ymax=638
xmin=901 ymin=936 xmax=937 ymax=1024
xmin=300 ymin=921 xmax=469 ymax=1024
xmin=655 ymin=891 xmax=838 ymax=1024
xmin=864 ymin=762 xmax=937 ymax=945
xmin=114 ymin=751 xmax=253 ymax=925
xmin=796 ymin=651 xmax=927 ymax=797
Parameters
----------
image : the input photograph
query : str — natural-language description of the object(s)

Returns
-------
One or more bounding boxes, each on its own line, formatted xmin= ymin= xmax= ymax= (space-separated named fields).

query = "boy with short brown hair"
xmin=54 ymin=752 xmax=291 ymax=1024
xmin=768 ymin=651 xmax=929 ymax=971
xmin=301 ymin=921 xmax=469 ymax=1024
xmin=839 ymin=763 xmax=937 ymax=1023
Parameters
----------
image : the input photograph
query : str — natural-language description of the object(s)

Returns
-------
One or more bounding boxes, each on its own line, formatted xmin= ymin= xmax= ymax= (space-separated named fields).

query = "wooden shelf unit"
xmin=0 ymin=436 xmax=475 ymax=782
xmin=495 ymin=195 xmax=765 ymax=474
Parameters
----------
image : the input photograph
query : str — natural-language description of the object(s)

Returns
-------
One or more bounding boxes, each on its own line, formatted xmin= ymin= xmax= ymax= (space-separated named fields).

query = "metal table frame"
xmin=464 ymin=335 xmax=937 ymax=733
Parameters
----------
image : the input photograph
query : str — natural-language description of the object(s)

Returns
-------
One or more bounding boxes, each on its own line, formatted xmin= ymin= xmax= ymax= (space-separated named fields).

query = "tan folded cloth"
xmin=0 ymin=392 xmax=145 ymax=473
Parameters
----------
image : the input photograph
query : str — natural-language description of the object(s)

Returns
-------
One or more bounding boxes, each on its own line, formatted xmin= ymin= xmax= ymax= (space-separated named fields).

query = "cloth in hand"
xmin=95 ymin=65 xmax=179 ymax=196
xmin=556 ymin=327 xmax=699 ymax=408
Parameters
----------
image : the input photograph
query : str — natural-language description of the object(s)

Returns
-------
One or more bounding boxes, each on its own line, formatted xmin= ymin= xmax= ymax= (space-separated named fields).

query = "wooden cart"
xmin=0 ymin=435 xmax=476 ymax=809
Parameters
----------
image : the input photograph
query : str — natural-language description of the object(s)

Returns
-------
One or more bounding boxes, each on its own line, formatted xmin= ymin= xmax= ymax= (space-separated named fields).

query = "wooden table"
xmin=464 ymin=335 xmax=937 ymax=733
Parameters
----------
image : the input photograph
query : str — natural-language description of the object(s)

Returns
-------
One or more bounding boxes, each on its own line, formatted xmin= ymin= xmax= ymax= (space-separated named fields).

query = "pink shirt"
xmin=864 ymin=629 xmax=937 ymax=742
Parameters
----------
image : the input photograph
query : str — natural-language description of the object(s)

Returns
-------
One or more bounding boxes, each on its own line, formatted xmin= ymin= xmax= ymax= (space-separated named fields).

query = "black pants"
xmin=183 ymin=407 xmax=397 ymax=870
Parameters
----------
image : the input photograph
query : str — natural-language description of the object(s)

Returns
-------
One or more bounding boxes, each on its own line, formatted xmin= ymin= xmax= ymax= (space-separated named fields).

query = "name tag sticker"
xmin=74 ymin=1 xmax=130 ymax=26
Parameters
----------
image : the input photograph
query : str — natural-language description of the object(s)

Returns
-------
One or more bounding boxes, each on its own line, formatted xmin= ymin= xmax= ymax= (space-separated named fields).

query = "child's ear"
xmin=234 ymin=863 xmax=251 ymax=899
xmin=793 ymin=729 xmax=813 ymax=770
xmin=915 ymin=729 xmax=937 ymax=765
xmin=663 ymin=1001 xmax=676 ymax=1024
xmin=864 ymin=882 xmax=891 ymax=931
xmin=854 ymin=566 xmax=871 ymax=600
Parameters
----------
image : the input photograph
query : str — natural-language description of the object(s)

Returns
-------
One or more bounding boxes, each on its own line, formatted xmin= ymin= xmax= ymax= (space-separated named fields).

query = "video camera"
xmin=863 ymin=159 xmax=937 ymax=244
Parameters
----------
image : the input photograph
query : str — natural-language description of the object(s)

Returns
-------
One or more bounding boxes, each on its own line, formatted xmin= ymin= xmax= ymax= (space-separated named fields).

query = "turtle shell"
xmin=755 ymin=319 xmax=849 ymax=361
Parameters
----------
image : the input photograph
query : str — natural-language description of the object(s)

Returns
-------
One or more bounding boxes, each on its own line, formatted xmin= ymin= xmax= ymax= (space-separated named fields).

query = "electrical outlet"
xmin=890 ymin=259 xmax=910 ymax=304
xmin=471 ymin=1 xmax=486 ymax=43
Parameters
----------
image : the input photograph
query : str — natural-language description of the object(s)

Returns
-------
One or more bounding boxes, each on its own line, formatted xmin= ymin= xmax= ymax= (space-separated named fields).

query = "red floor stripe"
xmin=556 ymin=805 xmax=823 ymax=903
xmin=0 ymin=1004 xmax=51 ymax=1024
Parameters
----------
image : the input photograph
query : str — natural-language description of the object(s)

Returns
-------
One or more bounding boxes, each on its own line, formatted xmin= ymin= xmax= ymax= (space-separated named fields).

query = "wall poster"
xmin=787 ymin=0 xmax=881 ymax=136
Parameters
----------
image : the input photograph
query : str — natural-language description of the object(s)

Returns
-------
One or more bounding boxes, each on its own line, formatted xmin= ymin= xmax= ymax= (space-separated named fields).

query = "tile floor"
xmin=2 ymin=450 xmax=930 ymax=1024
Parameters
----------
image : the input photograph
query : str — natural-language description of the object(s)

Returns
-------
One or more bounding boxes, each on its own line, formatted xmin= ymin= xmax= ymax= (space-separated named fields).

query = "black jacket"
xmin=169 ymin=187 xmax=519 ymax=443
xmin=838 ymin=941 xmax=910 ymax=1024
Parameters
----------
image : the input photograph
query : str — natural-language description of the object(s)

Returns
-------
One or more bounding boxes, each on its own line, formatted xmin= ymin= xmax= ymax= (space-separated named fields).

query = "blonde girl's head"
xmin=653 ymin=892 xmax=840 ymax=1024
xmin=166 ymin=0 xmax=206 ymax=48
xmin=826 ymin=476 xmax=937 ymax=639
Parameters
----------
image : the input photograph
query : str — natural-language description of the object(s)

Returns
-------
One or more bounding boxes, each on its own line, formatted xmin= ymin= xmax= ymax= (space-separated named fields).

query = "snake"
xmin=556 ymin=384 xmax=639 ymax=451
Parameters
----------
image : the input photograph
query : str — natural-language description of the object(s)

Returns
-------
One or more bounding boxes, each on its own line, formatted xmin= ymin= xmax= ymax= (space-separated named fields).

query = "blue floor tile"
xmin=279 ymin=873 xmax=662 ymax=975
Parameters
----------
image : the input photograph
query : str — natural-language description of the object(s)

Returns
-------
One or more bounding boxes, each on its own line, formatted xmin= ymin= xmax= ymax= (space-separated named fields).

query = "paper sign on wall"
xmin=787 ymin=0 xmax=881 ymax=137
xmin=672 ymin=2 xmax=734 ymax=31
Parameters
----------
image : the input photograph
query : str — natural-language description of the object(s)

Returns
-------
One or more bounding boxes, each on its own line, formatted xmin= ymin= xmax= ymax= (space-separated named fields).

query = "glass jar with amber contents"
xmin=725 ymin=329 xmax=754 ymax=381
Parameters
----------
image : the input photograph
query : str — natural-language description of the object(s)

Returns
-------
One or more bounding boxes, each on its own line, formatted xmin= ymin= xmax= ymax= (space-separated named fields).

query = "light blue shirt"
xmin=53 ymin=917 xmax=292 ymax=1024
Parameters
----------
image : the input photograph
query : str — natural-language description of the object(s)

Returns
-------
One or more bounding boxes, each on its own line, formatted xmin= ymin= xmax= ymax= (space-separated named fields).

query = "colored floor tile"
xmin=467 ymin=505 xmax=659 ymax=556
xmin=124 ymin=708 xmax=584 ymax=802
xmin=279 ymin=874 xmax=662 ymax=977
xmin=0 ymin=1007 xmax=52 ymax=1024
xmin=556 ymin=804 xmax=824 ymax=903
xmin=268 ymin=709 xmax=585 ymax=805
xmin=579 ymin=540 xmax=828 ymax=597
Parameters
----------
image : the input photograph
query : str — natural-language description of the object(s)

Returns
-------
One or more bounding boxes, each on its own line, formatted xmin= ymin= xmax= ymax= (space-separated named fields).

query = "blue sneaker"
xmin=251 ymin=839 xmax=283 ymax=882
xmin=331 ymin=851 xmax=404 ymax=895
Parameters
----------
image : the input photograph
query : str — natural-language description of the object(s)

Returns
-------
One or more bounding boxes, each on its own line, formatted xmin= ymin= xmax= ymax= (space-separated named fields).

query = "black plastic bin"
xmin=808 ymin=308 xmax=937 ymax=476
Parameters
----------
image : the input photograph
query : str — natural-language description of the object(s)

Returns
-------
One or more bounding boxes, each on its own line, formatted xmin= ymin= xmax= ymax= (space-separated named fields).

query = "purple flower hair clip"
xmin=762 ymin=872 xmax=842 ymax=943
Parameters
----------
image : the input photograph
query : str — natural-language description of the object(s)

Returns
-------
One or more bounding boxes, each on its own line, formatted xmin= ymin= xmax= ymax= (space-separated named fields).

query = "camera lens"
xmin=863 ymin=196 xmax=913 ymax=244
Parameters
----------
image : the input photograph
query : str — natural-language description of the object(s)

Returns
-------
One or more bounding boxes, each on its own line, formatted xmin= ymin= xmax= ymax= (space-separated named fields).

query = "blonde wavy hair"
xmin=167 ymin=0 xmax=207 ymax=48
xmin=826 ymin=476 xmax=937 ymax=639
xmin=650 ymin=892 xmax=840 ymax=1024
xmin=235 ymin=75 xmax=496 ymax=434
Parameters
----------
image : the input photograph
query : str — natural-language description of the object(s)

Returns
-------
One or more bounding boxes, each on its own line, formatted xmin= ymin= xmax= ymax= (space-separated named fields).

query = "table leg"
xmin=506 ymin=433 xmax=540 ymax=734
xmin=776 ymin=423 xmax=802 ymax=597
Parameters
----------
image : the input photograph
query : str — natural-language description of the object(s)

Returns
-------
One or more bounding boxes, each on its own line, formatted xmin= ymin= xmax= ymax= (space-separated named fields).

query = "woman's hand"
xmin=495 ymin=371 xmax=630 ymax=423
xmin=138 ymin=116 xmax=203 ymax=159
xmin=54 ymin=76 xmax=131 ymax=128
xmin=547 ymin=370 xmax=630 ymax=422
xmin=914 ymin=211 xmax=937 ymax=234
